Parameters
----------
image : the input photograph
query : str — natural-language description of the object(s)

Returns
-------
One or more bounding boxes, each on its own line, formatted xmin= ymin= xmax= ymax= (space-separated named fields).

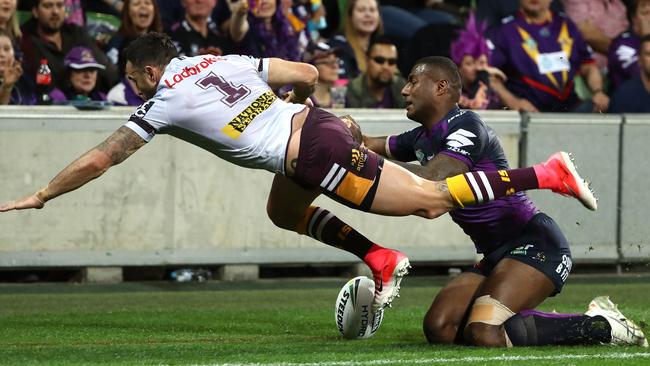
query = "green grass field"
xmin=1 ymin=275 xmax=649 ymax=366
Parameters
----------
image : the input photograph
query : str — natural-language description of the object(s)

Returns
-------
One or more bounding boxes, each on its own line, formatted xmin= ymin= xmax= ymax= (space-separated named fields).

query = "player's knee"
xmin=463 ymin=295 xmax=515 ymax=347
xmin=464 ymin=322 xmax=504 ymax=347
xmin=266 ymin=202 xmax=294 ymax=230
xmin=423 ymin=311 xmax=458 ymax=344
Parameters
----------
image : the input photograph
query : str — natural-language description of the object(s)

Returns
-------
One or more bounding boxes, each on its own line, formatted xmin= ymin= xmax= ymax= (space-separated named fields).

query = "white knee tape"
xmin=466 ymin=295 xmax=515 ymax=326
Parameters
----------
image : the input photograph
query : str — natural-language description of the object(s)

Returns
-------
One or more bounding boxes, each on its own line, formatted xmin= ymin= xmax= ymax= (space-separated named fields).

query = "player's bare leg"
xmin=266 ymin=174 xmax=320 ymax=232
xmin=266 ymin=173 xmax=410 ymax=312
xmin=463 ymin=259 xmax=555 ymax=347
xmin=369 ymin=160 xmax=454 ymax=218
xmin=423 ymin=272 xmax=484 ymax=344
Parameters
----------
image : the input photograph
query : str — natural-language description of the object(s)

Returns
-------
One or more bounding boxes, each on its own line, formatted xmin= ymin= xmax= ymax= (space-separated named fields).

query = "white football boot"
xmin=585 ymin=296 xmax=648 ymax=347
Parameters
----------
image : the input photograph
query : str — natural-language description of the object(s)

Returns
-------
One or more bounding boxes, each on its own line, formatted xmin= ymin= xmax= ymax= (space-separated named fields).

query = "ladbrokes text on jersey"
xmin=164 ymin=56 xmax=221 ymax=88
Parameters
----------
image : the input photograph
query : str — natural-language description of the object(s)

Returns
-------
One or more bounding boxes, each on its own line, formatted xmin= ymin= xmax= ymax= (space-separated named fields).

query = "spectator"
xmin=609 ymin=34 xmax=650 ymax=112
xmin=562 ymin=0 xmax=628 ymax=69
xmin=105 ymin=0 xmax=163 ymax=76
xmin=345 ymin=35 xmax=405 ymax=108
xmin=207 ymin=0 xmax=285 ymax=46
xmin=49 ymin=46 xmax=107 ymax=103
xmin=64 ymin=0 xmax=84 ymax=26
xmin=221 ymin=0 xmax=250 ymax=44
xmin=303 ymin=40 xmax=341 ymax=108
xmin=169 ymin=0 xmax=232 ymax=57
xmin=292 ymin=0 xmax=328 ymax=41
xmin=450 ymin=12 xmax=503 ymax=110
xmin=608 ymin=0 xmax=650 ymax=91
xmin=0 ymin=0 xmax=21 ymax=42
xmin=476 ymin=0 xmax=564 ymax=33
xmin=488 ymin=0 xmax=609 ymax=112
xmin=0 ymin=29 xmax=35 ymax=105
xmin=319 ymin=0 xmax=342 ymax=39
xmin=20 ymin=0 xmax=118 ymax=94
xmin=380 ymin=1 xmax=461 ymax=44
xmin=157 ymin=0 xmax=185 ymax=32
xmin=99 ymin=0 xmax=124 ymax=14
xmin=231 ymin=0 xmax=303 ymax=61
xmin=106 ymin=76 xmax=142 ymax=106
xmin=328 ymin=0 xmax=383 ymax=80
xmin=398 ymin=21 xmax=461 ymax=79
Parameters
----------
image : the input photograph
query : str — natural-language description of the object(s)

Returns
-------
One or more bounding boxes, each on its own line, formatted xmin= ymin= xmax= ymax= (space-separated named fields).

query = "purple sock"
xmin=504 ymin=310 xmax=611 ymax=346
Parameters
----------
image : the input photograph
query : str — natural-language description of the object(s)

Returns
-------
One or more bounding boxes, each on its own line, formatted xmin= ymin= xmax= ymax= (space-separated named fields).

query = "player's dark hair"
xmin=366 ymin=35 xmax=397 ymax=56
xmin=124 ymin=32 xmax=178 ymax=70
xmin=413 ymin=56 xmax=462 ymax=97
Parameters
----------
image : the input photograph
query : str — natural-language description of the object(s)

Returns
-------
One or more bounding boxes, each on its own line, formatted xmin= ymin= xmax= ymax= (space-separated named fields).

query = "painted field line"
xmin=186 ymin=352 xmax=650 ymax=366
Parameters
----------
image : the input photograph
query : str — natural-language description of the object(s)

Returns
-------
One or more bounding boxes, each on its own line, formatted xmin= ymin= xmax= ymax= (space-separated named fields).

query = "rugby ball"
xmin=334 ymin=276 xmax=384 ymax=339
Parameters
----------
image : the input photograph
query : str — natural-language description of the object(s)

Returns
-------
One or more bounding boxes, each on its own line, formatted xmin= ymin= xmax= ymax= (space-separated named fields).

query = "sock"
xmin=446 ymin=168 xmax=539 ymax=207
xmin=296 ymin=206 xmax=374 ymax=259
xmin=533 ymin=163 xmax=560 ymax=190
xmin=504 ymin=310 xmax=612 ymax=346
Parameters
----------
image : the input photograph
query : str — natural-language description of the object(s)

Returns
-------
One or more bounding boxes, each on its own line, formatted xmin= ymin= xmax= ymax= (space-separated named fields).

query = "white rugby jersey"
xmin=124 ymin=54 xmax=306 ymax=174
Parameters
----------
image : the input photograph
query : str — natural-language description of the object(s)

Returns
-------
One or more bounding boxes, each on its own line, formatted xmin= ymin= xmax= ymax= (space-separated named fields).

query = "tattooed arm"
xmin=391 ymin=154 xmax=469 ymax=181
xmin=0 ymin=127 xmax=146 ymax=212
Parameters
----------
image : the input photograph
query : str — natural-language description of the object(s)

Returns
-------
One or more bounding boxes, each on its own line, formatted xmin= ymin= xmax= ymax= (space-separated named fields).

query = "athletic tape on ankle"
xmin=467 ymin=295 xmax=515 ymax=326
xmin=504 ymin=331 xmax=513 ymax=348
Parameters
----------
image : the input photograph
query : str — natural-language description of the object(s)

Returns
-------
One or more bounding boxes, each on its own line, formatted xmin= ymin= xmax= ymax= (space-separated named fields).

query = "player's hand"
xmin=591 ymin=91 xmax=609 ymax=113
xmin=284 ymin=91 xmax=313 ymax=106
xmin=0 ymin=194 xmax=45 ymax=212
xmin=339 ymin=114 xmax=363 ymax=144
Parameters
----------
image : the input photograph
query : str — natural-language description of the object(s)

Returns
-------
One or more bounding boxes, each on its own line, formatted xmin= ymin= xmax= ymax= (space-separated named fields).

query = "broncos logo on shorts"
xmin=350 ymin=148 xmax=368 ymax=172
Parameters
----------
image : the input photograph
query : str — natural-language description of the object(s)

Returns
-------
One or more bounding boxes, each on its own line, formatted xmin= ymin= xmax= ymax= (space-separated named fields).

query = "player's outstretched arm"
xmin=0 ymin=126 xmax=146 ymax=212
xmin=402 ymin=154 xmax=469 ymax=181
xmin=267 ymin=58 xmax=318 ymax=104
xmin=362 ymin=135 xmax=388 ymax=156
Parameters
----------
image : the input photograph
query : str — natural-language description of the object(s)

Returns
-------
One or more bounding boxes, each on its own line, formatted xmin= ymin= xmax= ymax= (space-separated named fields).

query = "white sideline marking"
xmin=185 ymin=352 xmax=650 ymax=366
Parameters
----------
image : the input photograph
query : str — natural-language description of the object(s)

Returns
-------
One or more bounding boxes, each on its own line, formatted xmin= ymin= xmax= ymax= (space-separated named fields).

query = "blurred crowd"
xmin=1 ymin=0 xmax=650 ymax=113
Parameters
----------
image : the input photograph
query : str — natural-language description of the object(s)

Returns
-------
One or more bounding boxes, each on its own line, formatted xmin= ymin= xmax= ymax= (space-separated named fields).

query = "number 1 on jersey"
xmin=196 ymin=72 xmax=251 ymax=107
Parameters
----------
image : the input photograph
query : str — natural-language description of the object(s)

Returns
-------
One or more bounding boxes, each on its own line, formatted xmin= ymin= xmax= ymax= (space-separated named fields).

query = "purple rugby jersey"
xmin=608 ymin=31 xmax=640 ymax=91
xmin=489 ymin=11 xmax=595 ymax=111
xmin=388 ymin=107 xmax=538 ymax=254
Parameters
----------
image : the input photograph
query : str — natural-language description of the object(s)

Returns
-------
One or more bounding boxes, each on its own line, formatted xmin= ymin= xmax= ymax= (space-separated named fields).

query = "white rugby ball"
xmin=334 ymin=276 xmax=384 ymax=339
